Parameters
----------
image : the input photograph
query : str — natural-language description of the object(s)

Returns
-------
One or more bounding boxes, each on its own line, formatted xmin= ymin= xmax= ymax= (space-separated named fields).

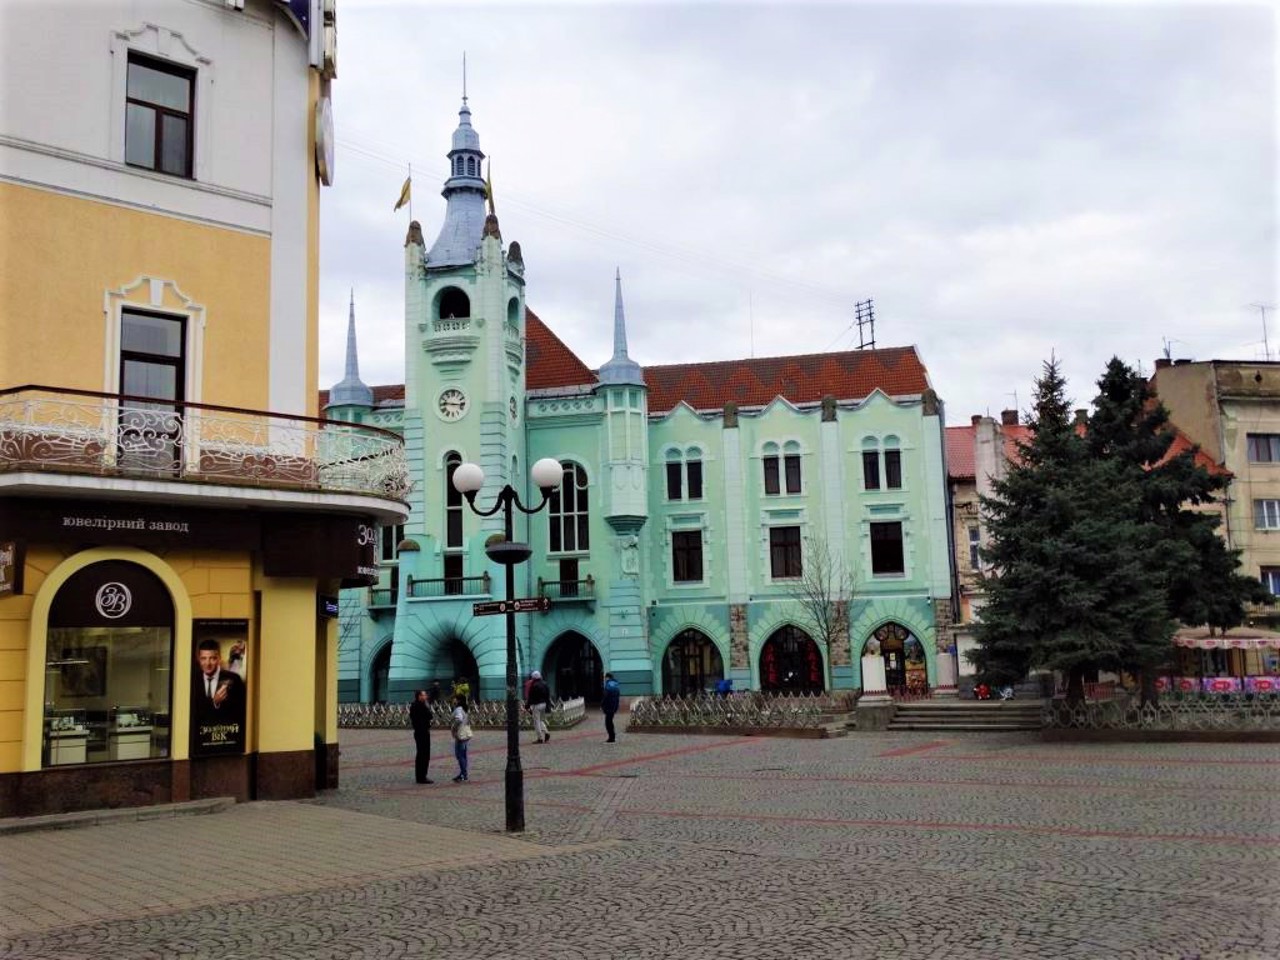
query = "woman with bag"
xmin=450 ymin=693 xmax=472 ymax=782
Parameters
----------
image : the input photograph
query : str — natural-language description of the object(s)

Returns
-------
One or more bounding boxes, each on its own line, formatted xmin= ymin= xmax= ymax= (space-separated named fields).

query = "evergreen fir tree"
xmin=973 ymin=358 xmax=1169 ymax=703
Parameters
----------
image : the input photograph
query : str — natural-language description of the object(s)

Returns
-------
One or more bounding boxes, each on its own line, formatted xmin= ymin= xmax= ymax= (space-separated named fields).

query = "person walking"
xmin=602 ymin=672 xmax=621 ymax=744
xmin=525 ymin=670 xmax=552 ymax=744
xmin=409 ymin=689 xmax=434 ymax=784
xmin=450 ymin=693 xmax=471 ymax=782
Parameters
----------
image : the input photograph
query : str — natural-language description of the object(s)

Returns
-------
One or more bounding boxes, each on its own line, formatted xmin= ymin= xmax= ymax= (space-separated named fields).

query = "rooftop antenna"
xmin=1006 ymin=391 xmax=1019 ymax=413
xmin=854 ymin=298 xmax=876 ymax=350
xmin=1251 ymin=303 xmax=1276 ymax=361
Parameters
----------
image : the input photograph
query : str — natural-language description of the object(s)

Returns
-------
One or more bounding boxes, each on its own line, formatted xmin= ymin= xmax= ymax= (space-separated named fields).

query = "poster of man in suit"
xmin=191 ymin=622 xmax=248 ymax=757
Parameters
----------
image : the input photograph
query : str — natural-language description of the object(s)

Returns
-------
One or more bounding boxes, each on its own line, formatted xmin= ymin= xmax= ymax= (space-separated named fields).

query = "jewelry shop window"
xmin=44 ymin=561 xmax=174 ymax=767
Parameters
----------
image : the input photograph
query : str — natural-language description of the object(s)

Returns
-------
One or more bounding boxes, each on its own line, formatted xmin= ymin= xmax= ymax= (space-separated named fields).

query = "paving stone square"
xmin=2 ymin=721 xmax=1278 ymax=959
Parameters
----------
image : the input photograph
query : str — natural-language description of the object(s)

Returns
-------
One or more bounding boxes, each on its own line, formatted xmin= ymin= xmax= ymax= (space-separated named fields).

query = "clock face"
xmin=437 ymin=388 xmax=468 ymax=421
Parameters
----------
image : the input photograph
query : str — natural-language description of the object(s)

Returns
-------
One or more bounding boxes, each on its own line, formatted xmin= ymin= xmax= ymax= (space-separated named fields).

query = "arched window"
xmin=759 ymin=625 xmax=823 ymax=693
xmin=665 ymin=446 xmax=705 ymax=501
xmin=548 ymin=462 xmax=590 ymax=553
xmin=454 ymin=157 xmax=463 ymax=176
xmin=763 ymin=441 xmax=800 ymax=495
xmin=782 ymin=441 xmax=802 ymax=494
xmin=863 ymin=435 xmax=903 ymax=491
xmin=437 ymin=287 xmax=470 ymax=319
xmin=762 ymin=442 xmax=780 ymax=495
xmin=466 ymin=156 xmax=477 ymax=176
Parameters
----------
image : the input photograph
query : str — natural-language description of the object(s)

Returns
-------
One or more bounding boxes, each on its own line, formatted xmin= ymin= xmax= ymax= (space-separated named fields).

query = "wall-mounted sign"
xmin=318 ymin=595 xmax=339 ymax=618
xmin=0 ymin=541 xmax=16 ymax=597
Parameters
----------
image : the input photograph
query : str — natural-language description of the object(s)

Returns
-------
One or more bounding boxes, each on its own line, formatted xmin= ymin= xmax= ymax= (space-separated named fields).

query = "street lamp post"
xmin=451 ymin=456 xmax=563 ymax=833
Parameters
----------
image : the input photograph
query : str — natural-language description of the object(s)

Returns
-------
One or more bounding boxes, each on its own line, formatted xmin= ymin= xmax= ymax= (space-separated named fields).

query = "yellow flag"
xmin=393 ymin=176 xmax=411 ymax=212
xmin=484 ymin=160 xmax=494 ymax=216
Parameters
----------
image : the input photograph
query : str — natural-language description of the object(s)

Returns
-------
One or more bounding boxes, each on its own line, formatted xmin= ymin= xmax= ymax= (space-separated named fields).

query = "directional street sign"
xmin=472 ymin=597 xmax=550 ymax=616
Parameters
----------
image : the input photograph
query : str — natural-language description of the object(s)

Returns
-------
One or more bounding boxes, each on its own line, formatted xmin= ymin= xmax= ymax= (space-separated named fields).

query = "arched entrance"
xmin=542 ymin=632 xmax=603 ymax=704
xmin=440 ymin=639 xmax=479 ymax=700
xmin=760 ymin=625 xmax=824 ymax=693
xmin=662 ymin=629 xmax=723 ymax=696
xmin=868 ymin=622 xmax=929 ymax=697
xmin=369 ymin=643 xmax=391 ymax=703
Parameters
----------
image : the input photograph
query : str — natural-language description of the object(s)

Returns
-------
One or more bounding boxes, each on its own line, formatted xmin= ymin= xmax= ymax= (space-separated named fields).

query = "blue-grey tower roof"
xmin=327 ymin=290 xmax=374 ymax=408
xmin=425 ymin=97 xmax=488 ymax=268
xmin=598 ymin=269 xmax=645 ymax=386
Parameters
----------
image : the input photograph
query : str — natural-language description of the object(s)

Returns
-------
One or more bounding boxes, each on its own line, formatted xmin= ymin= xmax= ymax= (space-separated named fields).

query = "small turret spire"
xmin=598 ymin=269 xmax=645 ymax=386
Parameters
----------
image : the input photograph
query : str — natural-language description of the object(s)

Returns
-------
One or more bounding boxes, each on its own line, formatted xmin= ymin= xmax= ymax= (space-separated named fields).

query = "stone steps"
xmin=887 ymin=700 xmax=1043 ymax=732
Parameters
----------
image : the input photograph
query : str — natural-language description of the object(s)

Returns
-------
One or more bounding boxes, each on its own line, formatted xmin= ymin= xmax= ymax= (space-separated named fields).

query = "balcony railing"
xmin=538 ymin=576 xmax=595 ymax=602
xmin=406 ymin=574 xmax=491 ymax=599
xmin=369 ymin=588 xmax=398 ymax=608
xmin=0 ymin=385 xmax=410 ymax=500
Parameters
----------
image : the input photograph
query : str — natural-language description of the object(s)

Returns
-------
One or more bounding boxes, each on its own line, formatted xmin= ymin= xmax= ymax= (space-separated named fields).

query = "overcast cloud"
xmin=320 ymin=0 xmax=1276 ymax=421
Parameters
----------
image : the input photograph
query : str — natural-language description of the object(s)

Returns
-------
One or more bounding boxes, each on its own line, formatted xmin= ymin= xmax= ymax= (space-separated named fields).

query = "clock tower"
xmin=394 ymin=93 xmax=529 ymax=700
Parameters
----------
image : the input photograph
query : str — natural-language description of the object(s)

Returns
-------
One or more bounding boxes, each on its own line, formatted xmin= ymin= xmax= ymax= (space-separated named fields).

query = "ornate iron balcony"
xmin=0 ymin=385 xmax=410 ymax=500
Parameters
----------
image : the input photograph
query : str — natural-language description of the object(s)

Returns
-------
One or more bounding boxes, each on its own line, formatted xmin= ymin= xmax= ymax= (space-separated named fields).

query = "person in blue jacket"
xmin=602 ymin=673 xmax=621 ymax=743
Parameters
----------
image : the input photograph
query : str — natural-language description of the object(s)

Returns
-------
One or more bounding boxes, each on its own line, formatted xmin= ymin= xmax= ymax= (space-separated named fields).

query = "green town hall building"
xmin=324 ymin=97 xmax=958 ymax=704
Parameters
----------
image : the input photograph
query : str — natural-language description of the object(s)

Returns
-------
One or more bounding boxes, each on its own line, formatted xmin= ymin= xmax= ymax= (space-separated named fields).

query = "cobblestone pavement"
xmin=3 ymin=722 xmax=1279 ymax=959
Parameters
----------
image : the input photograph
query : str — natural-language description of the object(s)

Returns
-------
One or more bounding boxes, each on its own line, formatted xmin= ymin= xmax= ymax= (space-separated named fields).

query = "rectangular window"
xmin=443 ymin=554 xmax=464 ymax=594
xmin=560 ymin=558 xmax=580 ymax=597
xmin=687 ymin=460 xmax=703 ymax=500
xmin=871 ymin=522 xmax=905 ymax=575
xmin=885 ymin=450 xmax=902 ymax=489
xmin=381 ymin=524 xmax=405 ymax=563
xmin=120 ymin=310 xmax=184 ymax=473
xmin=666 ymin=461 xmax=683 ymax=500
xmin=763 ymin=456 xmax=780 ymax=495
xmin=672 ymin=531 xmax=704 ymax=583
xmin=1248 ymin=434 xmax=1280 ymax=463
xmin=769 ymin=526 xmax=803 ymax=578
xmin=1256 ymin=500 xmax=1280 ymax=530
xmin=862 ymin=451 xmax=880 ymax=490
xmin=1261 ymin=567 xmax=1280 ymax=596
xmin=967 ymin=526 xmax=981 ymax=570
xmin=126 ymin=54 xmax=194 ymax=178
xmin=784 ymin=454 xmax=802 ymax=494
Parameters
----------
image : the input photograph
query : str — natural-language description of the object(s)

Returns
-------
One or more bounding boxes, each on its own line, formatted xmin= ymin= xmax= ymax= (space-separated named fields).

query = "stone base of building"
xmin=0 ymin=747 xmax=331 ymax=818
xmin=854 ymin=702 xmax=897 ymax=731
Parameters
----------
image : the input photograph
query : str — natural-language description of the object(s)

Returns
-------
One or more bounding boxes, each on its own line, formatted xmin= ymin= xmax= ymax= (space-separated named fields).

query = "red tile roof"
xmin=526 ymin=310 xmax=598 ymax=391
xmin=642 ymin=347 xmax=930 ymax=413
xmin=319 ymin=383 xmax=405 ymax=409
xmin=946 ymin=426 xmax=976 ymax=480
xmin=1159 ymin=429 xmax=1231 ymax=477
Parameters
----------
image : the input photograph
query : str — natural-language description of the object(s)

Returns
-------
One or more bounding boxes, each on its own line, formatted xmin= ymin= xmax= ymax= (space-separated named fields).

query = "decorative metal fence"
xmin=338 ymin=696 xmax=586 ymax=730
xmin=628 ymin=691 xmax=854 ymax=729
xmin=1043 ymin=693 xmax=1280 ymax=731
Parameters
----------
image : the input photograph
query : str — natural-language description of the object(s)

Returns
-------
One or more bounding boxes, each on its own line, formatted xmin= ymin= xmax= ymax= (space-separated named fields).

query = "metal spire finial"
xmin=462 ymin=52 xmax=467 ymax=105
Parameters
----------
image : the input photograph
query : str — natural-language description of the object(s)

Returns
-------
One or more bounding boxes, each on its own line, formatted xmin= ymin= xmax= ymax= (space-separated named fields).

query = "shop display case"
xmin=108 ymin=706 xmax=153 ymax=761
xmin=46 ymin=708 xmax=89 ymax=765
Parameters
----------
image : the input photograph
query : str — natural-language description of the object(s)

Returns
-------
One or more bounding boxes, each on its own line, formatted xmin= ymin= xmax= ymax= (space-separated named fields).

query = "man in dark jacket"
xmin=602 ymin=673 xmax=621 ymax=743
xmin=525 ymin=671 xmax=552 ymax=743
xmin=409 ymin=689 xmax=434 ymax=783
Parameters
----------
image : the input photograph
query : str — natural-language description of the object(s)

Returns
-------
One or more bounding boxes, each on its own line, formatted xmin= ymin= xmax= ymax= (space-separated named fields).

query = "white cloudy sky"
xmin=319 ymin=0 xmax=1276 ymax=420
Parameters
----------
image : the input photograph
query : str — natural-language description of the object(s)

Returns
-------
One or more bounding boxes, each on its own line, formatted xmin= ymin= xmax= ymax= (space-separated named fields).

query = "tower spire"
xmin=425 ymin=76 xmax=488 ymax=267
xmin=598 ymin=269 xmax=645 ymax=386
xmin=327 ymin=289 xmax=374 ymax=408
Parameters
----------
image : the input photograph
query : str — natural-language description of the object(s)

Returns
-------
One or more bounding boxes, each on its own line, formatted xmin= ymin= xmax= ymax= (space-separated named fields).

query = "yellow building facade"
xmin=0 ymin=0 xmax=407 ymax=816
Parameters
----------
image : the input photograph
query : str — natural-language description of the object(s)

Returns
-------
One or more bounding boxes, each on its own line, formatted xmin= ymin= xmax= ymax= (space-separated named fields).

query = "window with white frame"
xmin=125 ymin=53 xmax=194 ymax=177
xmin=381 ymin=524 xmax=406 ymax=563
xmin=1248 ymin=434 xmax=1280 ymax=463
xmin=1261 ymin=567 xmax=1280 ymax=597
xmin=549 ymin=462 xmax=590 ymax=553
xmin=1257 ymin=500 xmax=1280 ymax=530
